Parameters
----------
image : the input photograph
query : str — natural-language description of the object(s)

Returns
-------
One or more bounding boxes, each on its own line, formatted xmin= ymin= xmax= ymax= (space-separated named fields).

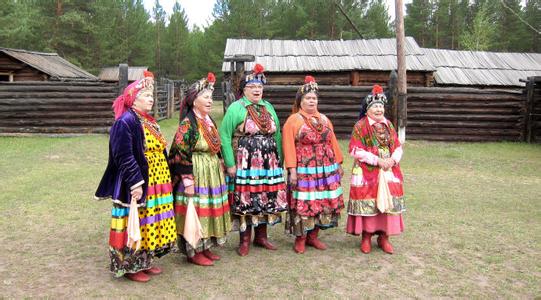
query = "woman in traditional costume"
xmin=347 ymin=85 xmax=405 ymax=254
xmin=95 ymin=71 xmax=177 ymax=282
xmin=282 ymin=76 xmax=344 ymax=254
xmin=219 ymin=64 xmax=287 ymax=256
xmin=168 ymin=73 xmax=231 ymax=266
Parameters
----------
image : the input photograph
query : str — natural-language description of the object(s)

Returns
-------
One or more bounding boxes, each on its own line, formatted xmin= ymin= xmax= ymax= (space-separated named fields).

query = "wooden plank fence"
xmin=154 ymin=79 xmax=185 ymax=121
xmin=524 ymin=76 xmax=541 ymax=143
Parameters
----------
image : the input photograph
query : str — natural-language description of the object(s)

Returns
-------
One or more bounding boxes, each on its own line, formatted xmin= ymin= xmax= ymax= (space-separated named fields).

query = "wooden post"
xmin=524 ymin=77 xmax=535 ymax=143
xmin=350 ymin=71 xmax=360 ymax=86
xmin=388 ymin=70 xmax=398 ymax=127
xmin=153 ymin=78 xmax=158 ymax=118
xmin=118 ymin=64 xmax=128 ymax=95
xmin=395 ymin=0 xmax=407 ymax=143
xmin=169 ymin=82 xmax=173 ymax=119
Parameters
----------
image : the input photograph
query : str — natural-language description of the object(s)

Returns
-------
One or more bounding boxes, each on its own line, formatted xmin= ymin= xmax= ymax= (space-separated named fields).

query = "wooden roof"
xmin=222 ymin=37 xmax=435 ymax=73
xmin=0 ymin=47 xmax=97 ymax=81
xmin=98 ymin=66 xmax=148 ymax=82
xmin=423 ymin=48 xmax=541 ymax=87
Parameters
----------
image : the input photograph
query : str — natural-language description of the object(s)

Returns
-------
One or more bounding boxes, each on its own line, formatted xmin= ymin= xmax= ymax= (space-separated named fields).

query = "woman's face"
xmin=132 ymin=90 xmax=154 ymax=113
xmin=193 ymin=90 xmax=213 ymax=116
xmin=366 ymin=103 xmax=385 ymax=122
xmin=243 ymin=83 xmax=263 ymax=103
xmin=300 ymin=92 xmax=318 ymax=114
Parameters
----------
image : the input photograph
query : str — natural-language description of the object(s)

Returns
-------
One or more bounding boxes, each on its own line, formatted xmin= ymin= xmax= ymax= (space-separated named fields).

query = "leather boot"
xmin=187 ymin=252 xmax=214 ymax=266
xmin=377 ymin=233 xmax=394 ymax=254
xmin=360 ymin=232 xmax=373 ymax=254
xmin=203 ymin=249 xmax=221 ymax=261
xmin=125 ymin=271 xmax=151 ymax=282
xmin=293 ymin=235 xmax=306 ymax=254
xmin=237 ymin=229 xmax=252 ymax=256
xmin=253 ymin=225 xmax=278 ymax=250
xmin=143 ymin=266 xmax=162 ymax=275
xmin=306 ymin=227 xmax=327 ymax=250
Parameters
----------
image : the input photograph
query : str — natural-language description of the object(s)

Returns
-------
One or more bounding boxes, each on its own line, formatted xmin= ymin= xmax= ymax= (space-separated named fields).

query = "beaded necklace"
xmin=300 ymin=112 xmax=325 ymax=133
xmin=134 ymin=109 xmax=167 ymax=147
xmin=196 ymin=116 xmax=221 ymax=154
xmin=246 ymin=104 xmax=273 ymax=134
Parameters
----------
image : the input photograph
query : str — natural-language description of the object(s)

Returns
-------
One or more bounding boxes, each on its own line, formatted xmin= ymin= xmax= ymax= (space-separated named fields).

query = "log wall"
xmin=263 ymin=85 xmax=527 ymax=141
xmin=0 ymin=81 xmax=116 ymax=135
xmin=407 ymin=87 xmax=525 ymax=142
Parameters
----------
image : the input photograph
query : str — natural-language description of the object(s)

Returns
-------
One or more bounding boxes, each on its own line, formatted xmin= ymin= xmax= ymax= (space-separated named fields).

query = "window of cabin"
xmin=0 ymin=73 xmax=13 ymax=82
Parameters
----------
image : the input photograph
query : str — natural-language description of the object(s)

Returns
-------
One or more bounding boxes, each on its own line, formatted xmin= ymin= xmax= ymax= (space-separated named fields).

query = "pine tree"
xmin=152 ymin=0 xmax=167 ymax=77
xmin=459 ymin=0 xmax=495 ymax=50
xmin=363 ymin=0 xmax=393 ymax=39
xmin=163 ymin=1 xmax=190 ymax=79
xmin=494 ymin=0 xmax=529 ymax=51
xmin=522 ymin=0 xmax=540 ymax=52
xmin=405 ymin=0 xmax=434 ymax=47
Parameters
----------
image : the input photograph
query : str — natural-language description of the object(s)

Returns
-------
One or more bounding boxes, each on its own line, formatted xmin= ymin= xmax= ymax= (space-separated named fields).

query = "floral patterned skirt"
xmin=228 ymin=134 xmax=287 ymax=232
xmin=286 ymin=142 xmax=344 ymax=236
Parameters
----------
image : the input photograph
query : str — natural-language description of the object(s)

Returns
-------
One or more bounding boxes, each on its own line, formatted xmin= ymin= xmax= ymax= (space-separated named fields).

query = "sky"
xmin=143 ymin=0 xmax=413 ymax=29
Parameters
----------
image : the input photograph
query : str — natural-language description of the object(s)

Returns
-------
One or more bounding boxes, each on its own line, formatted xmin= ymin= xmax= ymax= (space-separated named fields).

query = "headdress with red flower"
xmin=112 ymin=70 xmax=155 ymax=120
xmin=244 ymin=63 xmax=267 ymax=85
xmin=365 ymin=84 xmax=387 ymax=109
xmin=299 ymin=75 xmax=319 ymax=95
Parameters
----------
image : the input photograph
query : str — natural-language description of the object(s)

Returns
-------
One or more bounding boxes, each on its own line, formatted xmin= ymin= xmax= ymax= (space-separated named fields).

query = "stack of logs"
xmin=0 ymin=81 xmax=116 ymax=135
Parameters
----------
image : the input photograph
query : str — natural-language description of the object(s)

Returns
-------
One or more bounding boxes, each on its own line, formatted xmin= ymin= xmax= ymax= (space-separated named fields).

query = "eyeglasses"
xmin=245 ymin=84 xmax=263 ymax=89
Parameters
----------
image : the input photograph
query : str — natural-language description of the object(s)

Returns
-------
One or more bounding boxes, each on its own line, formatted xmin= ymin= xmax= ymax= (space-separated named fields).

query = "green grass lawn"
xmin=1 ymin=102 xmax=540 ymax=298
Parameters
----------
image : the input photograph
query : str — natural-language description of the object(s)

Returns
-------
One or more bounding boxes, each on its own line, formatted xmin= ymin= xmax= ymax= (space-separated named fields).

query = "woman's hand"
xmin=288 ymin=168 xmax=297 ymax=186
xmin=184 ymin=184 xmax=195 ymax=196
xmin=377 ymin=158 xmax=393 ymax=170
xmin=227 ymin=166 xmax=237 ymax=178
xmin=131 ymin=186 xmax=143 ymax=203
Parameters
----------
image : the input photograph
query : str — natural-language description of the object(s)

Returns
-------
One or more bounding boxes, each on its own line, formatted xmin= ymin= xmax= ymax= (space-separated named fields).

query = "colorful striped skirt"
xmin=174 ymin=151 xmax=231 ymax=257
xmin=108 ymin=152 xmax=176 ymax=277
xmin=286 ymin=144 xmax=344 ymax=236
xmin=229 ymin=134 xmax=288 ymax=232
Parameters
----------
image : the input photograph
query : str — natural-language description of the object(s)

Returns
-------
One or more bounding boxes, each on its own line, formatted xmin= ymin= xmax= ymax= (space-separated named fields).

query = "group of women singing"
xmin=95 ymin=64 xmax=405 ymax=282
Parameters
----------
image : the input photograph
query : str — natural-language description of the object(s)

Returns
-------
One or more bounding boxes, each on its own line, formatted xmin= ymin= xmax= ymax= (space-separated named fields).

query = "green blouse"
xmin=219 ymin=96 xmax=282 ymax=168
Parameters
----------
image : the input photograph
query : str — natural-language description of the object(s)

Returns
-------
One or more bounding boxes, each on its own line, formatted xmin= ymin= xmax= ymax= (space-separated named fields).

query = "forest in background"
xmin=0 ymin=0 xmax=539 ymax=81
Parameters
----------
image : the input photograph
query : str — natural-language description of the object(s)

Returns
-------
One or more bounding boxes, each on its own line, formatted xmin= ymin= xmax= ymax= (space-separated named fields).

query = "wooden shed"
xmin=0 ymin=47 xmax=97 ymax=82
xmin=99 ymin=66 xmax=148 ymax=83
xmin=222 ymin=37 xmax=436 ymax=87
xmin=422 ymin=48 xmax=541 ymax=88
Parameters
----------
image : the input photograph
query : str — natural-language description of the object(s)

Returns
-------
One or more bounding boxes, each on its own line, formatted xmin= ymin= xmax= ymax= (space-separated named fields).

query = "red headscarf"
xmin=112 ymin=71 xmax=154 ymax=120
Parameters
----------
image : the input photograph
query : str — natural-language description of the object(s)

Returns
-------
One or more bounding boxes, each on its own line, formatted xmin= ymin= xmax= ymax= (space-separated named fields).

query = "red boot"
xmin=293 ymin=235 xmax=306 ymax=254
xmin=125 ymin=271 xmax=150 ymax=282
xmin=377 ymin=234 xmax=394 ymax=254
xmin=238 ymin=229 xmax=252 ymax=256
xmin=306 ymin=228 xmax=327 ymax=250
xmin=187 ymin=252 xmax=214 ymax=266
xmin=143 ymin=266 xmax=162 ymax=275
xmin=360 ymin=232 xmax=372 ymax=254
xmin=253 ymin=225 xmax=278 ymax=250
xmin=203 ymin=249 xmax=221 ymax=261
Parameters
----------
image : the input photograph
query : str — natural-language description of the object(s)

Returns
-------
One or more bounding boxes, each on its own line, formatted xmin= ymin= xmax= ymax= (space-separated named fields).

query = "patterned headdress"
xmin=359 ymin=84 xmax=387 ymax=119
xmin=365 ymin=84 xmax=387 ymax=109
xmin=112 ymin=71 xmax=154 ymax=120
xmin=180 ymin=72 xmax=216 ymax=119
xmin=293 ymin=75 xmax=319 ymax=113
xmin=299 ymin=75 xmax=319 ymax=95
